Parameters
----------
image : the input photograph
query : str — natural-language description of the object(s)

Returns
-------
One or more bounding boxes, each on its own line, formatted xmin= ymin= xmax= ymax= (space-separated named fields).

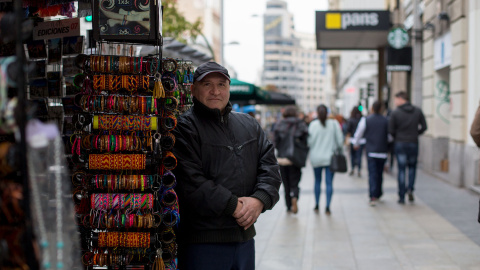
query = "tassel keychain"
xmin=152 ymin=249 xmax=165 ymax=270
xmin=153 ymin=72 xmax=165 ymax=98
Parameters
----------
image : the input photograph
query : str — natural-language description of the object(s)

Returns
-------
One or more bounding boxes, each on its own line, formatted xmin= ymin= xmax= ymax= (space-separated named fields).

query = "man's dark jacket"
xmin=173 ymin=98 xmax=281 ymax=244
xmin=364 ymin=114 xmax=389 ymax=154
xmin=389 ymin=103 xmax=427 ymax=143
xmin=274 ymin=117 xmax=309 ymax=166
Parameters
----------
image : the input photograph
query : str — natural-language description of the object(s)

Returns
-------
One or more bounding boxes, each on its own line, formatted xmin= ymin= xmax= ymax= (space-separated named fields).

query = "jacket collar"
xmin=192 ymin=97 xmax=232 ymax=123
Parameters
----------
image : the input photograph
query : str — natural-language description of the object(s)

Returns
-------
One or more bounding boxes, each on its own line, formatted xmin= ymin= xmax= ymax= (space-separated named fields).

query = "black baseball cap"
xmin=193 ymin=61 xmax=230 ymax=83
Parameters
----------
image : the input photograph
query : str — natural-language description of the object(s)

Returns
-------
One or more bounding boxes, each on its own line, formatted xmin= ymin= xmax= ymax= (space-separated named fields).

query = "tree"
xmin=162 ymin=0 xmax=203 ymax=44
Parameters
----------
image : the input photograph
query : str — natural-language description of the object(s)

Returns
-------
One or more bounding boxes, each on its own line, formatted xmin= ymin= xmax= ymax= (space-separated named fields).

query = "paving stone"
xmin=254 ymin=161 xmax=480 ymax=269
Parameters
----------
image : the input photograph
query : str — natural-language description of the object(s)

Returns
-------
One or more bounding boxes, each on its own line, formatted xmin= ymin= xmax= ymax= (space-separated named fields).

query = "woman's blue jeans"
xmin=313 ymin=166 xmax=334 ymax=208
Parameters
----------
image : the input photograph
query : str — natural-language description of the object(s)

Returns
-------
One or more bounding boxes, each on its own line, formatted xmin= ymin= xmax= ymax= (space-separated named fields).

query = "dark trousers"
xmin=180 ymin=239 xmax=255 ymax=270
xmin=395 ymin=142 xmax=419 ymax=200
xmin=350 ymin=144 xmax=364 ymax=170
xmin=280 ymin=165 xmax=302 ymax=210
xmin=367 ymin=157 xmax=386 ymax=199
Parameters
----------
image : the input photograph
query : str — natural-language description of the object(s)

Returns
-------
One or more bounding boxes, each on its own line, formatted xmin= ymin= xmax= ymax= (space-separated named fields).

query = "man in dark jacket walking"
xmin=173 ymin=62 xmax=281 ymax=270
xmin=389 ymin=91 xmax=427 ymax=204
xmin=273 ymin=106 xmax=309 ymax=214
xmin=353 ymin=101 xmax=390 ymax=206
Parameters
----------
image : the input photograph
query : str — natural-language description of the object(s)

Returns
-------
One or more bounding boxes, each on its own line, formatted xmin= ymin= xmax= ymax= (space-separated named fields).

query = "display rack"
xmin=68 ymin=51 xmax=194 ymax=269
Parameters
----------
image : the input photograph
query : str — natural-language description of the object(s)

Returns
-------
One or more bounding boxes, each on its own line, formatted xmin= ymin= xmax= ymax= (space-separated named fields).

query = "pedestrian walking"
xmin=273 ymin=106 xmax=309 ymax=214
xmin=173 ymin=61 xmax=282 ymax=270
xmin=345 ymin=106 xmax=365 ymax=177
xmin=308 ymin=105 xmax=344 ymax=215
xmin=385 ymin=108 xmax=395 ymax=173
xmin=469 ymin=101 xmax=480 ymax=223
xmin=389 ymin=91 xmax=427 ymax=204
xmin=353 ymin=101 xmax=390 ymax=206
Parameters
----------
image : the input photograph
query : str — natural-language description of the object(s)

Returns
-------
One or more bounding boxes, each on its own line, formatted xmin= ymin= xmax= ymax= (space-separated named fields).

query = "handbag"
xmin=329 ymin=124 xmax=347 ymax=173
xmin=330 ymin=148 xmax=347 ymax=173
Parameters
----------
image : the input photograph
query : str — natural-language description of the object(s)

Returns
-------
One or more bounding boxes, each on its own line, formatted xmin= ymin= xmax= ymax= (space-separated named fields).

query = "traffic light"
xmin=367 ymin=83 xmax=374 ymax=97
xmin=359 ymin=88 xmax=365 ymax=99
xmin=85 ymin=15 xmax=93 ymax=22
xmin=358 ymin=103 xmax=363 ymax=112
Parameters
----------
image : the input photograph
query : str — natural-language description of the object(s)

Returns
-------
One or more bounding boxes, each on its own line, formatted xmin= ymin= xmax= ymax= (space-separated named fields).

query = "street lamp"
xmin=222 ymin=41 xmax=240 ymax=66
xmin=225 ymin=41 xmax=239 ymax=46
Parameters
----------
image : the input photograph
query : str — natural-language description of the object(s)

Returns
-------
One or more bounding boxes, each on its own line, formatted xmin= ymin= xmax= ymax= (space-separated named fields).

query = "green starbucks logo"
xmin=388 ymin=27 xmax=409 ymax=49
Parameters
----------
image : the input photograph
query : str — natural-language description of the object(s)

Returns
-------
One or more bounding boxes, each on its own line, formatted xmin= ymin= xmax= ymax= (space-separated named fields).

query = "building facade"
xmin=327 ymin=0 xmax=389 ymax=117
xmin=262 ymin=0 xmax=331 ymax=114
xmin=417 ymin=0 xmax=478 ymax=189
xmin=177 ymin=0 xmax=223 ymax=64
xmin=386 ymin=0 xmax=480 ymax=190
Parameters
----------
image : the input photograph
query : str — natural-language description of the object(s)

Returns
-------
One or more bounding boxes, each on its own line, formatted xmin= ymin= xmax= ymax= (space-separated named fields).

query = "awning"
xmin=316 ymin=10 xmax=391 ymax=50
xmin=262 ymin=91 xmax=295 ymax=105
xmin=229 ymin=78 xmax=270 ymax=104
xmin=229 ymin=78 xmax=295 ymax=105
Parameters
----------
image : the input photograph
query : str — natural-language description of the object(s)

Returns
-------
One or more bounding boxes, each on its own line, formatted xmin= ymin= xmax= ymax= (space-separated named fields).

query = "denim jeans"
xmin=367 ymin=157 xmax=386 ymax=199
xmin=350 ymin=144 xmax=364 ymax=171
xmin=280 ymin=165 xmax=302 ymax=210
xmin=180 ymin=239 xmax=255 ymax=270
xmin=395 ymin=142 xmax=419 ymax=200
xmin=313 ymin=166 xmax=334 ymax=208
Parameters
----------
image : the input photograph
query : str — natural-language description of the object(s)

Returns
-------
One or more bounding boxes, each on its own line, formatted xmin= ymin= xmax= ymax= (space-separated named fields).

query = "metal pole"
xmin=220 ymin=0 xmax=224 ymax=65
xmin=14 ymin=0 xmax=37 ymax=268
xmin=411 ymin=0 xmax=423 ymax=106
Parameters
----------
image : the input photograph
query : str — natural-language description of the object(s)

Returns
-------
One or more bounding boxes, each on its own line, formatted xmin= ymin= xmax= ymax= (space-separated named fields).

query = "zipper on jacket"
xmin=237 ymin=139 xmax=256 ymax=150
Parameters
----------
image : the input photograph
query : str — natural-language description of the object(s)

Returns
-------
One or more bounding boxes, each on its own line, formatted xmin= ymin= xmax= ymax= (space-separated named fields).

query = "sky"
xmin=224 ymin=0 xmax=328 ymax=84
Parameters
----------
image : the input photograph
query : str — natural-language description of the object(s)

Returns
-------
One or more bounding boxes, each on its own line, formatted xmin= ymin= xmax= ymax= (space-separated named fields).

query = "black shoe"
xmin=408 ymin=191 xmax=414 ymax=202
xmin=398 ymin=199 xmax=405 ymax=205
xmin=325 ymin=207 xmax=331 ymax=215
xmin=357 ymin=172 xmax=361 ymax=177
xmin=314 ymin=205 xmax=319 ymax=211
xmin=349 ymin=170 xmax=354 ymax=176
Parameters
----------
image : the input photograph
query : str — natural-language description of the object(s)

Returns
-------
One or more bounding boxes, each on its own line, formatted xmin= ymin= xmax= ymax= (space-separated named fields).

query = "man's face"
xmin=191 ymin=73 xmax=230 ymax=113
xmin=394 ymin=97 xmax=405 ymax=107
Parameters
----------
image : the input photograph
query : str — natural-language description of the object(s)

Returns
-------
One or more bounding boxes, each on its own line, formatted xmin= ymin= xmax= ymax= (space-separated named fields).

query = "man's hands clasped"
xmin=232 ymin=197 xmax=264 ymax=230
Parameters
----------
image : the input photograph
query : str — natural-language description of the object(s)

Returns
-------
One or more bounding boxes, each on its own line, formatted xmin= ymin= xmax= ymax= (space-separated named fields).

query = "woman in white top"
xmin=307 ymin=105 xmax=344 ymax=215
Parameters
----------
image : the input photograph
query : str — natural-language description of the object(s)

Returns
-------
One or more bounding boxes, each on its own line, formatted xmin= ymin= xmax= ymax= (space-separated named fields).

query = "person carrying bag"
xmin=274 ymin=106 xmax=309 ymax=214
xmin=307 ymin=105 xmax=344 ymax=215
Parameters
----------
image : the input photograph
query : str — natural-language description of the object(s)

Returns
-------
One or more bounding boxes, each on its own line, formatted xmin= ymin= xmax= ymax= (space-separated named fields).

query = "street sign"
xmin=387 ymin=27 xmax=409 ymax=49
xmin=367 ymin=83 xmax=375 ymax=97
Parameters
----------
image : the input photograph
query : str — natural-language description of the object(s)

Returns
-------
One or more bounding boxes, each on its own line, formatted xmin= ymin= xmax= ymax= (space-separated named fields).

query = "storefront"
xmin=316 ymin=10 xmax=394 ymax=115
xmin=0 ymin=1 xmax=190 ymax=269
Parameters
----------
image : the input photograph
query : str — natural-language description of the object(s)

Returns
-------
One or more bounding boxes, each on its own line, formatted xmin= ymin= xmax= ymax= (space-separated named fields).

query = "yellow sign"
xmin=325 ymin=13 xmax=341 ymax=29
xmin=265 ymin=16 xmax=283 ymax=31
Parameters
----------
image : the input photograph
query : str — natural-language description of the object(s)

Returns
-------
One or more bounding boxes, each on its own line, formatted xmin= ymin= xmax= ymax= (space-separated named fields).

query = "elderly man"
xmin=173 ymin=62 xmax=281 ymax=270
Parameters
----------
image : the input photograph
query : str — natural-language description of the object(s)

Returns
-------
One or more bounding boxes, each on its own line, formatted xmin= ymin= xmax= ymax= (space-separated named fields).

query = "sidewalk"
xmin=254 ymin=162 xmax=480 ymax=270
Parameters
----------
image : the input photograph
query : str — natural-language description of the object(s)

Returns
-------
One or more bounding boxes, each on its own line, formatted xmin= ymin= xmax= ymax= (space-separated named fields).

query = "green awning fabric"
xmin=229 ymin=78 xmax=295 ymax=105
xmin=229 ymin=78 xmax=270 ymax=101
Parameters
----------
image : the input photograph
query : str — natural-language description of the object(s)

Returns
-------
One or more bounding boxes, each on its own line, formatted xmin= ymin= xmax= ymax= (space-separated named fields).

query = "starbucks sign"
xmin=388 ymin=27 xmax=409 ymax=49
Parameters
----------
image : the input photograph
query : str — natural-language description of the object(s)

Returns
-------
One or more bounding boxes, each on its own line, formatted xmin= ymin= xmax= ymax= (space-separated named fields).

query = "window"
xmin=265 ymin=66 xmax=279 ymax=71
xmin=265 ymin=50 xmax=280 ymax=55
